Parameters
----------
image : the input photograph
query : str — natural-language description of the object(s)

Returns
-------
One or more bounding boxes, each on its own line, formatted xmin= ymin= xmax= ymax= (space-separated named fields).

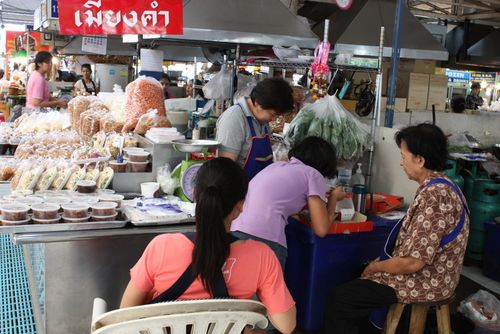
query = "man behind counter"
xmin=465 ymin=82 xmax=484 ymax=110
xmin=216 ymin=78 xmax=293 ymax=180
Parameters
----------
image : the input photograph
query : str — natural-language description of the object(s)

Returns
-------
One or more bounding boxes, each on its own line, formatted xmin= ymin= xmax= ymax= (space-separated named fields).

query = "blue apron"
xmin=370 ymin=177 xmax=469 ymax=329
xmin=238 ymin=104 xmax=273 ymax=180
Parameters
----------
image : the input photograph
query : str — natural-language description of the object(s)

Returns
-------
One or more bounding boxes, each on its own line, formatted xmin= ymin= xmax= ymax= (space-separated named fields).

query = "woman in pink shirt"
xmin=121 ymin=158 xmax=297 ymax=334
xmin=26 ymin=51 xmax=67 ymax=109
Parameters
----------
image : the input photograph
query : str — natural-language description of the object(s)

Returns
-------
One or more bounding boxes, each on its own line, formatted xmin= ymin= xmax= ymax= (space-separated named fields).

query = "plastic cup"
xmin=141 ymin=182 xmax=160 ymax=198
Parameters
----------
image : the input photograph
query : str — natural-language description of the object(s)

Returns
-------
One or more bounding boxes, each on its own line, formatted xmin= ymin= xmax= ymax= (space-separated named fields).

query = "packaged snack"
xmin=123 ymin=77 xmax=166 ymax=132
xmin=100 ymin=115 xmax=124 ymax=133
xmin=123 ymin=134 xmax=139 ymax=148
xmin=84 ymin=167 xmax=100 ymax=182
xmin=17 ymin=166 xmax=44 ymax=191
xmin=51 ymin=164 xmax=73 ymax=191
xmin=0 ymin=160 xmax=17 ymax=181
xmin=69 ymin=96 xmax=93 ymax=130
xmin=65 ymin=168 xmax=87 ymax=191
xmin=134 ymin=109 xmax=172 ymax=135
xmin=35 ymin=166 xmax=58 ymax=191
xmin=96 ymin=167 xmax=114 ymax=189
xmin=79 ymin=110 xmax=101 ymax=142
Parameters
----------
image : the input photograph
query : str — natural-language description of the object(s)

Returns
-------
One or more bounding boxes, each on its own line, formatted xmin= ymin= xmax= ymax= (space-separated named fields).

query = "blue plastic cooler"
xmin=284 ymin=217 xmax=397 ymax=332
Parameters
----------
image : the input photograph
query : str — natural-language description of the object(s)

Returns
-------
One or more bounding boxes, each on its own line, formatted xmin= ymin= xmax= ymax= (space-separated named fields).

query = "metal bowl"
xmin=171 ymin=139 xmax=219 ymax=153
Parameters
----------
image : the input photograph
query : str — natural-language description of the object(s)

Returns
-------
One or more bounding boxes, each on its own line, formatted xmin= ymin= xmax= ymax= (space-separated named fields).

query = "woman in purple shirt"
xmin=231 ymin=136 xmax=346 ymax=269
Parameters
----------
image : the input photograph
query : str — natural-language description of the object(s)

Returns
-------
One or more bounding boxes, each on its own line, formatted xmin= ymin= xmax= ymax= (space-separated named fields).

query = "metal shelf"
xmin=239 ymin=60 xmax=378 ymax=72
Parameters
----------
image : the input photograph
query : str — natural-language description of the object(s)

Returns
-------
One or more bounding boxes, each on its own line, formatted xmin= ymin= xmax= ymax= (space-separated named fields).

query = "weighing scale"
xmin=170 ymin=139 xmax=219 ymax=202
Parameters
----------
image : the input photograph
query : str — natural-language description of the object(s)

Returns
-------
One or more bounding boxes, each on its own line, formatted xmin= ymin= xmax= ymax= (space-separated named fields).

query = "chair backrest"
xmin=91 ymin=299 xmax=269 ymax=334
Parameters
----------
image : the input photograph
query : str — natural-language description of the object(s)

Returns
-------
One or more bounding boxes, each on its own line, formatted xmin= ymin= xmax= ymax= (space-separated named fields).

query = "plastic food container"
xmin=12 ymin=189 xmax=34 ymax=197
xmin=15 ymin=196 xmax=44 ymax=207
xmin=61 ymin=203 xmax=90 ymax=218
xmin=90 ymin=202 xmax=117 ymax=216
xmin=31 ymin=203 xmax=60 ymax=220
xmin=98 ymin=194 xmax=124 ymax=208
xmin=123 ymin=147 xmax=144 ymax=158
xmin=76 ymin=180 xmax=96 ymax=194
xmin=2 ymin=218 xmax=31 ymax=226
xmin=128 ymin=161 xmax=149 ymax=172
xmin=62 ymin=216 xmax=90 ymax=224
xmin=97 ymin=189 xmax=115 ymax=195
xmin=72 ymin=195 xmax=99 ymax=204
xmin=32 ymin=216 xmax=61 ymax=224
xmin=43 ymin=196 xmax=71 ymax=206
xmin=0 ymin=203 xmax=30 ymax=221
xmin=127 ymin=151 xmax=150 ymax=162
xmin=109 ymin=160 xmax=128 ymax=173
xmin=91 ymin=213 xmax=118 ymax=222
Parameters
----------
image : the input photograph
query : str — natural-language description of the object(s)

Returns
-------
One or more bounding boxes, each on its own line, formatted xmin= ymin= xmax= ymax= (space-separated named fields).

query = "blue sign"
xmin=51 ymin=0 xmax=58 ymax=18
xmin=109 ymin=69 xmax=116 ymax=75
xmin=445 ymin=69 xmax=470 ymax=81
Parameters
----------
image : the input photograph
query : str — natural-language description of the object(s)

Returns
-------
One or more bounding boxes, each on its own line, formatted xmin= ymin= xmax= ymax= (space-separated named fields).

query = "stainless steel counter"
xmin=15 ymin=223 xmax=195 ymax=334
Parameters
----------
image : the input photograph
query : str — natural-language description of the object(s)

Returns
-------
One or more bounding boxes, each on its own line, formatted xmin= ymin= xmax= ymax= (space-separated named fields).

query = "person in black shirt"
xmin=465 ymin=82 xmax=484 ymax=110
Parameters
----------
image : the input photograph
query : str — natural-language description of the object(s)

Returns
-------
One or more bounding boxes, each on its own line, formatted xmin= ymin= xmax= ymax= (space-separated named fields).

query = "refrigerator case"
xmin=95 ymin=64 xmax=130 ymax=93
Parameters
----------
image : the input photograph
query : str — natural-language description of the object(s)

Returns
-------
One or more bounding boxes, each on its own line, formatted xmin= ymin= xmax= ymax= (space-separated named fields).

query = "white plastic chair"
xmin=91 ymin=298 xmax=269 ymax=334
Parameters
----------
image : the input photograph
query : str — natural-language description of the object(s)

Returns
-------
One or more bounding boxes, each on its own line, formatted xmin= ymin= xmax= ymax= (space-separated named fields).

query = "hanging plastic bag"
xmin=134 ymin=109 xmax=172 ymax=135
xmin=157 ymin=164 xmax=178 ymax=195
xmin=285 ymin=94 xmax=371 ymax=161
xmin=458 ymin=290 xmax=500 ymax=332
xmin=202 ymin=66 xmax=233 ymax=100
xmin=123 ymin=76 xmax=166 ymax=133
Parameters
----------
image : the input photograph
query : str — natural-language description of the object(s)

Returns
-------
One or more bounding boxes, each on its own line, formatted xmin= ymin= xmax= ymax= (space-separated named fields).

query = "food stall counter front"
xmin=12 ymin=222 xmax=195 ymax=334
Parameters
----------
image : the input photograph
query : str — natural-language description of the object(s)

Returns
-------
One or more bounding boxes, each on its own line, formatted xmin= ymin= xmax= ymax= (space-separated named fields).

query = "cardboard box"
xmin=380 ymin=96 xmax=407 ymax=112
xmin=414 ymin=59 xmax=436 ymax=74
xmin=340 ymin=99 xmax=357 ymax=112
xmin=407 ymin=73 xmax=430 ymax=110
xmin=427 ymin=74 xmax=448 ymax=111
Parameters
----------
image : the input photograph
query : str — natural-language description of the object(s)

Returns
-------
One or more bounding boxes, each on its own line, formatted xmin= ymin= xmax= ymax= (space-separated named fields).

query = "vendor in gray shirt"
xmin=216 ymin=78 xmax=293 ymax=180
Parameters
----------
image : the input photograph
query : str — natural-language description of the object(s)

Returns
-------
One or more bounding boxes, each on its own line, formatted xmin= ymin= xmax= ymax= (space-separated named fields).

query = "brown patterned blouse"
xmin=367 ymin=173 xmax=469 ymax=303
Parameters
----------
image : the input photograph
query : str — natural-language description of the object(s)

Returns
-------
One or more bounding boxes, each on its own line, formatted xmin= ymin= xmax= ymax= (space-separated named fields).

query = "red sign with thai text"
xmin=58 ymin=0 xmax=183 ymax=35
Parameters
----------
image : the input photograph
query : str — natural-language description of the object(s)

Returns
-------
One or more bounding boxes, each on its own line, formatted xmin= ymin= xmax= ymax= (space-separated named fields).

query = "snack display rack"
xmin=111 ymin=134 xmax=185 ymax=193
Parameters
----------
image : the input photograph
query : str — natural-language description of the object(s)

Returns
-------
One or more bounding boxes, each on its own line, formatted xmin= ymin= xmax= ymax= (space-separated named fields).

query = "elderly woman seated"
xmin=324 ymin=123 xmax=469 ymax=334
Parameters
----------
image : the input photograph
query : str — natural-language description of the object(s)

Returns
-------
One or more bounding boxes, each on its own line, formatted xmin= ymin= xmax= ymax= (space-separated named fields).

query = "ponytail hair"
xmin=193 ymin=158 xmax=248 ymax=295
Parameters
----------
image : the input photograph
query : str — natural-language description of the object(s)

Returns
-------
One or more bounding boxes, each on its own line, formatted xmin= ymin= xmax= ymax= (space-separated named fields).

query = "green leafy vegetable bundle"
xmin=285 ymin=95 xmax=371 ymax=160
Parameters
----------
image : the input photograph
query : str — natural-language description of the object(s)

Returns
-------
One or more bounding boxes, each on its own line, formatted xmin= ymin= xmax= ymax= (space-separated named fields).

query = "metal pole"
xmin=384 ymin=0 xmax=404 ymax=128
xmin=230 ymin=44 xmax=240 ymax=106
xmin=135 ymin=35 xmax=143 ymax=79
xmin=367 ymin=26 xmax=385 ymax=191
xmin=192 ymin=56 xmax=197 ymax=98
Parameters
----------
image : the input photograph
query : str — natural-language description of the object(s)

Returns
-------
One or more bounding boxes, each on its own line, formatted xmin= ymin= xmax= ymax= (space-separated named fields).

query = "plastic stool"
xmin=383 ymin=295 xmax=454 ymax=334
